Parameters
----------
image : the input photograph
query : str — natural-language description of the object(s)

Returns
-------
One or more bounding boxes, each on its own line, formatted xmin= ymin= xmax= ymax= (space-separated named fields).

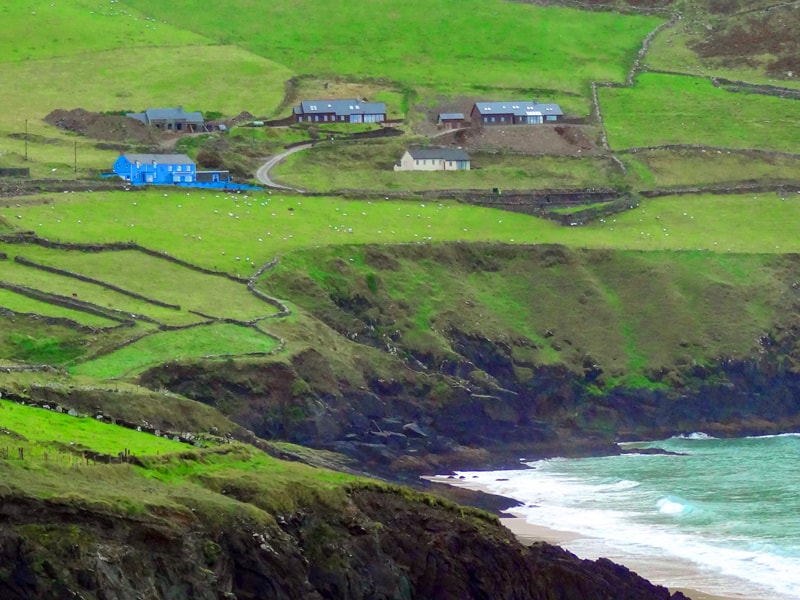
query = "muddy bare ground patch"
xmin=44 ymin=108 xmax=163 ymax=145
xmin=438 ymin=124 xmax=600 ymax=156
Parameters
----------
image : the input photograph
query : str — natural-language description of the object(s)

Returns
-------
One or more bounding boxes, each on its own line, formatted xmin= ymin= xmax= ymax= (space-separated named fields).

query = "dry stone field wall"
xmin=0 ymin=232 xmax=291 ymax=368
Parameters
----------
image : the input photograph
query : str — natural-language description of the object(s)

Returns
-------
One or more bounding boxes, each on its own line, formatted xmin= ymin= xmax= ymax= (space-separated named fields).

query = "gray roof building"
xmin=293 ymin=98 xmax=387 ymax=123
xmin=127 ymin=107 xmax=205 ymax=130
xmin=122 ymin=153 xmax=194 ymax=165
xmin=472 ymin=102 xmax=563 ymax=117
xmin=470 ymin=101 xmax=563 ymax=125
xmin=438 ymin=113 xmax=465 ymax=121
xmin=407 ymin=148 xmax=470 ymax=161
xmin=395 ymin=147 xmax=471 ymax=171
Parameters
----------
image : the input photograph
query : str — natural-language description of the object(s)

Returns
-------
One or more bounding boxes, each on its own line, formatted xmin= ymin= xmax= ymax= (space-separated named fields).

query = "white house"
xmin=394 ymin=148 xmax=471 ymax=171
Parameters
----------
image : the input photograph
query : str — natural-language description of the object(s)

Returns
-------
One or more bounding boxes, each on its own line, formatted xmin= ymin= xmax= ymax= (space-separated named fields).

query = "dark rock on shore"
xmin=620 ymin=447 xmax=687 ymax=456
xmin=0 ymin=487 xmax=688 ymax=600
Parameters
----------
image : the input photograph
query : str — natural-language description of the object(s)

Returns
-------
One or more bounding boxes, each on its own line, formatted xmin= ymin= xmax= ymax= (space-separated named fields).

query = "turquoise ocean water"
xmin=442 ymin=434 xmax=800 ymax=599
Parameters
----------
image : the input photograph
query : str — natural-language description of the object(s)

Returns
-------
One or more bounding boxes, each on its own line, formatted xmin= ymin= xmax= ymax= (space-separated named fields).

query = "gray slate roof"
xmin=294 ymin=99 xmax=386 ymax=116
xmin=407 ymin=148 xmax=470 ymax=161
xmin=438 ymin=113 xmax=465 ymax=121
xmin=473 ymin=101 xmax=563 ymax=117
xmin=122 ymin=153 xmax=195 ymax=165
xmin=127 ymin=107 xmax=204 ymax=124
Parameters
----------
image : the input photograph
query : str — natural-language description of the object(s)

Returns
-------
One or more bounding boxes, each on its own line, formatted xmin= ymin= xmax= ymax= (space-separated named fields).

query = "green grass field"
xmin=271 ymin=141 xmax=619 ymax=192
xmin=0 ymin=398 xmax=186 ymax=456
xmin=0 ymin=256 xmax=202 ymax=326
xmin=0 ymin=45 xmax=292 ymax=131
xmin=1 ymin=244 xmax=278 ymax=322
xmin=0 ymin=0 xmax=206 ymax=61
xmin=265 ymin=243 xmax=785 ymax=385
xmin=620 ymin=149 xmax=800 ymax=189
xmin=600 ymin=73 xmax=800 ymax=152
xmin=5 ymin=191 xmax=800 ymax=274
xmin=643 ymin=21 xmax=800 ymax=92
xmin=121 ymin=0 xmax=662 ymax=96
xmin=0 ymin=1 xmax=292 ymax=178
xmin=0 ymin=287 xmax=118 ymax=327
xmin=71 ymin=322 xmax=279 ymax=379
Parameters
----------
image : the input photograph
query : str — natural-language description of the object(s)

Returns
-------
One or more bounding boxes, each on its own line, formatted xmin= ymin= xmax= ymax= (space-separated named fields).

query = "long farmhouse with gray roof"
xmin=470 ymin=101 xmax=563 ymax=125
xmin=126 ymin=107 xmax=206 ymax=132
xmin=293 ymin=99 xmax=386 ymax=124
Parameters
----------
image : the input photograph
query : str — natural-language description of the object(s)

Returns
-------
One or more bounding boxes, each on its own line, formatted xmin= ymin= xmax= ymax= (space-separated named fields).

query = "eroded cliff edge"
xmin=140 ymin=244 xmax=800 ymax=476
xmin=0 ymin=483 xmax=687 ymax=600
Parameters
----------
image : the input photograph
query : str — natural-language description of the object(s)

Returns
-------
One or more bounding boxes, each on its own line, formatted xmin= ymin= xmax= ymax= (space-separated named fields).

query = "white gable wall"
xmin=394 ymin=151 xmax=470 ymax=171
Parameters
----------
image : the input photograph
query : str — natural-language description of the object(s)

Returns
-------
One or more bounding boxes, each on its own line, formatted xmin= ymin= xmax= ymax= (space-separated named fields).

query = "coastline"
xmin=425 ymin=476 xmax=743 ymax=600
xmin=499 ymin=516 xmax=739 ymax=600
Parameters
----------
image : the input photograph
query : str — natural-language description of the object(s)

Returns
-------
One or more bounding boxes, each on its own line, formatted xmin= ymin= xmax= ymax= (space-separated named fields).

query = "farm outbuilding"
xmin=126 ymin=107 xmax=206 ymax=132
xmin=197 ymin=170 xmax=231 ymax=184
xmin=293 ymin=99 xmax=387 ymax=124
xmin=437 ymin=113 xmax=466 ymax=129
xmin=394 ymin=148 xmax=471 ymax=171
xmin=470 ymin=101 xmax=563 ymax=125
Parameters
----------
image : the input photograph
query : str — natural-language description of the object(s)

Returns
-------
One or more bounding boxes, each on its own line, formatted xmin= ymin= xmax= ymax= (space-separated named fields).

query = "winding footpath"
xmin=255 ymin=143 xmax=312 ymax=192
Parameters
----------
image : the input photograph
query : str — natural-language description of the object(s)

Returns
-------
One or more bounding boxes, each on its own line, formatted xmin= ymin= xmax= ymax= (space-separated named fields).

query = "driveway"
xmin=255 ymin=143 xmax=313 ymax=192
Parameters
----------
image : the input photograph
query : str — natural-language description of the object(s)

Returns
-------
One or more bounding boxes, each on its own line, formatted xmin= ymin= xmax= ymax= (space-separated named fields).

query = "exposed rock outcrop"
xmin=0 ymin=487 xmax=687 ymax=600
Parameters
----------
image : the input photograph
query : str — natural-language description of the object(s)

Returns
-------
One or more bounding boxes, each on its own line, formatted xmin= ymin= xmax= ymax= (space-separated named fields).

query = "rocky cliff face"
xmin=136 ymin=244 xmax=800 ymax=474
xmin=0 ymin=487 xmax=687 ymax=600
xmin=140 ymin=329 xmax=800 ymax=477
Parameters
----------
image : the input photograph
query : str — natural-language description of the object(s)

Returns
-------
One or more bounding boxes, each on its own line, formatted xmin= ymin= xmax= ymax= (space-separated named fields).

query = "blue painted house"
xmin=113 ymin=153 xmax=196 ymax=185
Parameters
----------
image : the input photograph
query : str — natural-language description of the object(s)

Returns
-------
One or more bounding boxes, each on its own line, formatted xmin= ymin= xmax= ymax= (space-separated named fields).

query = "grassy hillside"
xmin=0 ymin=0 xmax=206 ymax=60
xmin=644 ymin=0 xmax=800 ymax=89
xmin=0 ymin=0 xmax=798 ymax=465
xmin=0 ymin=1 xmax=292 ymax=178
xmin=271 ymin=140 xmax=619 ymax=192
xmin=5 ymin=191 xmax=800 ymax=270
xmin=2 ymin=189 xmax=799 ymax=385
xmin=120 ymin=0 xmax=661 ymax=96
xmin=600 ymin=73 xmax=800 ymax=152
xmin=620 ymin=149 xmax=800 ymax=189
xmin=260 ymin=243 xmax=796 ymax=387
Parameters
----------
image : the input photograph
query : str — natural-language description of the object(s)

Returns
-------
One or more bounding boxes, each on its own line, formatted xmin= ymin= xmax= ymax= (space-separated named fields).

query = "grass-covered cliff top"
xmin=1 ymin=0 xmax=799 ymax=519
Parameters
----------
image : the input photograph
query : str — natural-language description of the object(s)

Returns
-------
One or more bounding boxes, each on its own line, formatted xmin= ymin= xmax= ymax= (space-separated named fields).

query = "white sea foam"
xmin=441 ymin=460 xmax=800 ymax=600
xmin=743 ymin=432 xmax=800 ymax=440
xmin=674 ymin=432 xmax=717 ymax=440
xmin=656 ymin=497 xmax=688 ymax=516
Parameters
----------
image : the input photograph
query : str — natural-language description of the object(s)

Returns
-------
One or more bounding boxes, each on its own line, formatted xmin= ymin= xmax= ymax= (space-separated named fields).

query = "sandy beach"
xmin=499 ymin=515 xmax=739 ymax=600
xmin=425 ymin=476 xmax=744 ymax=600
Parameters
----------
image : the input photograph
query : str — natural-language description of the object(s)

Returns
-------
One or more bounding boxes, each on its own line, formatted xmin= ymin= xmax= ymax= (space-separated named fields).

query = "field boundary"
xmin=0 ymin=232 xmax=248 ymax=283
xmin=13 ymin=255 xmax=182 ymax=310
xmin=0 ymin=281 xmax=141 ymax=325
xmin=643 ymin=69 xmax=800 ymax=101
xmin=0 ymin=304 xmax=131 ymax=335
